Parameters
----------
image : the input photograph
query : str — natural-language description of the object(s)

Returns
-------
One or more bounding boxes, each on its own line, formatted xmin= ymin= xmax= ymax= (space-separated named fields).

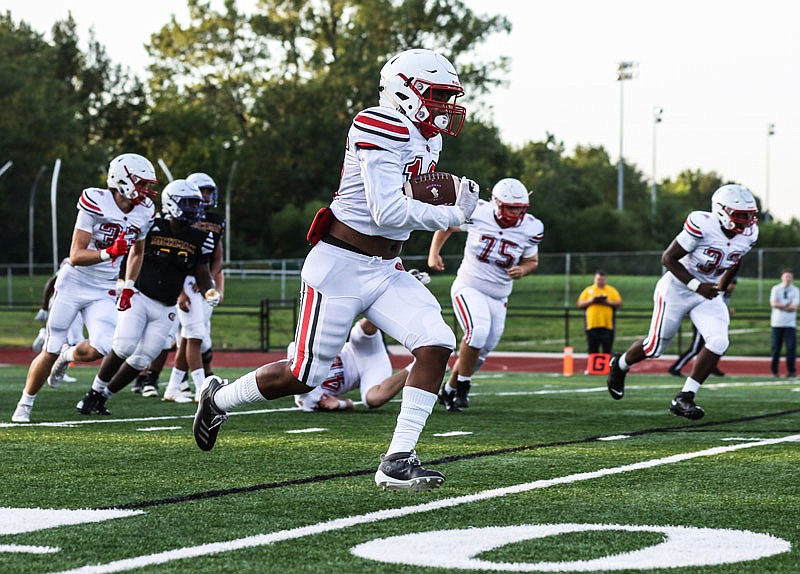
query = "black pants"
xmin=670 ymin=325 xmax=704 ymax=372
xmin=586 ymin=328 xmax=614 ymax=354
xmin=771 ymin=327 xmax=797 ymax=376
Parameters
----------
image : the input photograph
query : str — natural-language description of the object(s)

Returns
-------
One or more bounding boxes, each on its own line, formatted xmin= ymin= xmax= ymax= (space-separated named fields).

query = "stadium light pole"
xmin=766 ymin=122 xmax=775 ymax=216
xmin=651 ymin=107 xmax=663 ymax=216
xmin=28 ymin=165 xmax=47 ymax=275
xmin=50 ymin=159 xmax=61 ymax=274
xmin=616 ymin=61 xmax=638 ymax=211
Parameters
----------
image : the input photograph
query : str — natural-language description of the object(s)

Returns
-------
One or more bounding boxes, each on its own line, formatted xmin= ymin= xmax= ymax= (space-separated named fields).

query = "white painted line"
xmin=433 ymin=431 xmax=473 ymax=437
xmin=720 ymin=437 xmax=768 ymax=442
xmin=136 ymin=426 xmax=182 ymax=432
xmin=0 ymin=544 xmax=59 ymax=554
xmin=285 ymin=428 xmax=327 ymax=434
xmin=597 ymin=435 xmax=630 ymax=441
xmin=50 ymin=434 xmax=800 ymax=574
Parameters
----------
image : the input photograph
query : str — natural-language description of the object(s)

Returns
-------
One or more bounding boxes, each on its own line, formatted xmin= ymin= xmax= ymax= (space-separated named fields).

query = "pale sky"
xmin=5 ymin=0 xmax=800 ymax=221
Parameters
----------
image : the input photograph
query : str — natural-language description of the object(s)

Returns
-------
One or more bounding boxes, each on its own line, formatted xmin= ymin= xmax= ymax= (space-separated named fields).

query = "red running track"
xmin=0 ymin=348 xmax=780 ymax=377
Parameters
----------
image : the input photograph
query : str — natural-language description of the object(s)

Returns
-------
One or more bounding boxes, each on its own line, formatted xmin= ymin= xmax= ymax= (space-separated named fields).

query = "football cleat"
xmin=711 ymin=367 xmax=725 ymax=377
xmin=76 ymin=390 xmax=112 ymax=416
xmin=668 ymin=367 xmax=683 ymax=378
xmin=140 ymin=384 xmax=159 ymax=398
xmin=131 ymin=374 xmax=147 ymax=394
xmin=438 ymin=386 xmax=461 ymax=412
xmin=606 ymin=352 xmax=627 ymax=400
xmin=454 ymin=379 xmax=471 ymax=409
xmin=163 ymin=388 xmax=193 ymax=403
xmin=193 ymin=376 xmax=229 ymax=451
xmin=669 ymin=392 xmax=705 ymax=420
xmin=374 ymin=451 xmax=445 ymax=491
xmin=12 ymin=403 xmax=32 ymax=423
xmin=32 ymin=328 xmax=46 ymax=353
xmin=47 ymin=344 xmax=71 ymax=388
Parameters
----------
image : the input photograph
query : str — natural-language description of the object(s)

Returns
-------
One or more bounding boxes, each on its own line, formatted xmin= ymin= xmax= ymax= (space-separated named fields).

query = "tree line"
xmin=2 ymin=1 xmax=799 ymax=266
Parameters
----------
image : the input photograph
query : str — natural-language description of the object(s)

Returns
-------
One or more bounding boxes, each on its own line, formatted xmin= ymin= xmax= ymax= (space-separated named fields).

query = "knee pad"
xmin=111 ymin=336 xmax=137 ymax=361
xmin=704 ymin=333 xmax=729 ymax=356
xmin=465 ymin=323 xmax=491 ymax=350
xmin=125 ymin=351 xmax=151 ymax=372
xmin=409 ymin=320 xmax=456 ymax=351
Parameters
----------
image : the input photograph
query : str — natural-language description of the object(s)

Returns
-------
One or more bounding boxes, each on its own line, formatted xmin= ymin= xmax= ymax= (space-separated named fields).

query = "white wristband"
xmin=337 ymin=399 xmax=348 ymax=410
xmin=686 ymin=278 xmax=701 ymax=292
xmin=123 ymin=279 xmax=135 ymax=290
xmin=99 ymin=249 xmax=111 ymax=261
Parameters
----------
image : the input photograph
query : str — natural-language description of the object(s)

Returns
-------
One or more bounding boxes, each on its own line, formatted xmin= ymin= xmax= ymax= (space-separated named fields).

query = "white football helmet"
xmin=491 ymin=178 xmax=530 ymax=228
xmin=107 ymin=153 xmax=158 ymax=205
xmin=186 ymin=172 xmax=218 ymax=209
xmin=379 ymin=48 xmax=466 ymax=138
xmin=161 ymin=179 xmax=204 ymax=222
xmin=711 ymin=184 xmax=758 ymax=234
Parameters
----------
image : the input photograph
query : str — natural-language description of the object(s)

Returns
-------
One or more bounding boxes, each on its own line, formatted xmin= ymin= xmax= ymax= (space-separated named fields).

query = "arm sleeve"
xmin=358 ymin=148 xmax=463 ymax=230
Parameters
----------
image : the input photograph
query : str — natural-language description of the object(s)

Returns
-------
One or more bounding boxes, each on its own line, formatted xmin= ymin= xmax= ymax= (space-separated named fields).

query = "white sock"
xmin=62 ymin=346 xmax=76 ymax=363
xmin=18 ymin=391 xmax=36 ymax=406
xmin=457 ymin=375 xmax=471 ymax=384
xmin=92 ymin=377 xmax=110 ymax=396
xmin=682 ymin=378 xmax=701 ymax=395
xmin=386 ymin=387 xmax=437 ymax=455
xmin=444 ymin=382 xmax=457 ymax=393
xmin=213 ymin=370 xmax=264 ymax=411
xmin=618 ymin=353 xmax=630 ymax=371
xmin=166 ymin=368 xmax=186 ymax=393
xmin=190 ymin=368 xmax=206 ymax=393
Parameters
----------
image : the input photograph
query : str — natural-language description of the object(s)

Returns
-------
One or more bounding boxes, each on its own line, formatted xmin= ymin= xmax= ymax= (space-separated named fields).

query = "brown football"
xmin=402 ymin=172 xmax=460 ymax=206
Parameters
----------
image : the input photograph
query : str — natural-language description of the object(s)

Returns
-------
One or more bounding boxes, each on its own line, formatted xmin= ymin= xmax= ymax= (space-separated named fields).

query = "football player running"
xmin=428 ymin=178 xmax=543 ymax=411
xmin=606 ymin=184 xmax=759 ymax=419
xmin=293 ymin=318 xmax=414 ymax=412
xmin=161 ymin=172 xmax=226 ymax=402
xmin=194 ymin=48 xmax=479 ymax=492
xmin=12 ymin=154 xmax=157 ymax=423
xmin=76 ymin=179 xmax=218 ymax=416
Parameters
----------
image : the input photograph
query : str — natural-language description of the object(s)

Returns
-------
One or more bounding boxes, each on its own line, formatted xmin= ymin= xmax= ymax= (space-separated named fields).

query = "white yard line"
xmin=51 ymin=434 xmax=800 ymax=574
xmin=2 ymin=379 xmax=794 ymax=428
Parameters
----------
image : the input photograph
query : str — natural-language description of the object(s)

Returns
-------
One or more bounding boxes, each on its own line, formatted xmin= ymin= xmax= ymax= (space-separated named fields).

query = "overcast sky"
xmin=5 ymin=0 xmax=799 ymax=221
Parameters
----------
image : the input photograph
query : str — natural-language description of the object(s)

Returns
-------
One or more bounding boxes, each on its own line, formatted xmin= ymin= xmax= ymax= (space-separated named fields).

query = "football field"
xmin=1 ymin=365 xmax=798 ymax=573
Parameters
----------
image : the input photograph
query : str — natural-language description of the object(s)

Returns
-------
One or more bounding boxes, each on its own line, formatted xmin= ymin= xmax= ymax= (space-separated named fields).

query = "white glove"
xmin=455 ymin=177 xmax=479 ymax=221
xmin=34 ymin=309 xmax=49 ymax=322
xmin=205 ymin=288 xmax=221 ymax=307
xmin=408 ymin=269 xmax=431 ymax=285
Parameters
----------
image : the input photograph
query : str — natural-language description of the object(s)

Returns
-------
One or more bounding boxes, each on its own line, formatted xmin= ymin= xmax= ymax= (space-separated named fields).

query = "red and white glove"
xmin=101 ymin=237 xmax=129 ymax=262
xmin=117 ymin=280 xmax=135 ymax=311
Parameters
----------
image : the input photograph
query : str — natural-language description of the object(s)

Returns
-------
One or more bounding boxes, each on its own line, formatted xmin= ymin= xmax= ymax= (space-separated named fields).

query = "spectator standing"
xmin=769 ymin=269 xmax=799 ymax=377
xmin=577 ymin=270 xmax=623 ymax=356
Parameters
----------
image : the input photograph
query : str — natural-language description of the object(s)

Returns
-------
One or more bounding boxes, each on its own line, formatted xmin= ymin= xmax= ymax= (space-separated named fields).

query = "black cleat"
xmin=606 ymin=353 xmax=627 ymax=400
xmin=131 ymin=374 xmax=146 ymax=394
xmin=669 ymin=392 xmax=705 ymax=420
xmin=193 ymin=376 xmax=229 ymax=451
xmin=374 ymin=451 xmax=445 ymax=491
xmin=454 ymin=380 xmax=471 ymax=409
xmin=710 ymin=367 xmax=725 ymax=377
xmin=438 ymin=386 xmax=461 ymax=412
xmin=76 ymin=390 xmax=111 ymax=416
xmin=668 ymin=367 xmax=683 ymax=378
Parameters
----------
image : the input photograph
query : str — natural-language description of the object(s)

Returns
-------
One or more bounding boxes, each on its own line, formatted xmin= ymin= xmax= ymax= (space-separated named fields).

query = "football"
xmin=403 ymin=172 xmax=460 ymax=206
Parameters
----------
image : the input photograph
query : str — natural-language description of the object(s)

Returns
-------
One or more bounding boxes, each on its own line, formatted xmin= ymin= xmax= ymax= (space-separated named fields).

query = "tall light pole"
xmin=616 ymin=61 xmax=638 ymax=211
xmin=651 ymin=106 xmax=663 ymax=216
xmin=766 ymin=122 xmax=775 ymax=216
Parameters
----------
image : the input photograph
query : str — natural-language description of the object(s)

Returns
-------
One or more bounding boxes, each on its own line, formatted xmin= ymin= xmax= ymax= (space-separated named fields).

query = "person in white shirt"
xmin=428 ymin=178 xmax=543 ymax=411
xmin=606 ymin=184 xmax=758 ymax=420
xmin=769 ymin=269 xmax=799 ymax=377
xmin=193 ymin=48 xmax=480 ymax=492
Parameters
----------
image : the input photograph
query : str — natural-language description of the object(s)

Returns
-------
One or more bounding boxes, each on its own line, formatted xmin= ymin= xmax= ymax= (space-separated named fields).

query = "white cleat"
xmin=47 ymin=344 xmax=71 ymax=388
xmin=162 ymin=389 xmax=193 ymax=404
xmin=12 ymin=403 xmax=32 ymax=423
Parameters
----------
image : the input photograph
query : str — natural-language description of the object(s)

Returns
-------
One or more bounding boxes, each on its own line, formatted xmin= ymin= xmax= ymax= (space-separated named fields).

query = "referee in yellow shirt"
xmin=577 ymin=270 xmax=623 ymax=354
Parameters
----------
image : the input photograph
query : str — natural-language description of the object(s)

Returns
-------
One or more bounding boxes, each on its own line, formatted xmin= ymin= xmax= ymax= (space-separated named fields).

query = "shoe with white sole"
xmin=163 ymin=388 xmax=193 ymax=403
xmin=47 ymin=344 xmax=71 ymax=388
xmin=374 ymin=451 xmax=445 ymax=491
xmin=12 ymin=403 xmax=32 ymax=423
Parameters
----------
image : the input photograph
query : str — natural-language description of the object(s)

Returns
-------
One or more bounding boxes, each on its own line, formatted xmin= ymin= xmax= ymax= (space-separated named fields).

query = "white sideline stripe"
xmin=3 ymin=380 xmax=796 ymax=429
xmin=0 ymin=406 xmax=302 ymax=428
xmin=50 ymin=434 xmax=800 ymax=574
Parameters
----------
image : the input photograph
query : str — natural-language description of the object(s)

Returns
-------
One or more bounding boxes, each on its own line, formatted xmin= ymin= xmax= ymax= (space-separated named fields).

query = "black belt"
xmin=321 ymin=234 xmax=371 ymax=256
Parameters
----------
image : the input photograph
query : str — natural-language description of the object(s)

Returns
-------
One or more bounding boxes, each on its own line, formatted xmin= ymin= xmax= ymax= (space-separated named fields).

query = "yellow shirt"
xmin=578 ymin=284 xmax=622 ymax=330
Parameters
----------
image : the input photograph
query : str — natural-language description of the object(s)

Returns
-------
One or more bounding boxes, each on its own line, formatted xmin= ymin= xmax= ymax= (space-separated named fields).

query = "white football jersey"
xmin=72 ymin=187 xmax=155 ymax=283
xmin=290 ymin=343 xmax=359 ymax=411
xmin=674 ymin=210 xmax=758 ymax=284
xmin=331 ymin=106 xmax=464 ymax=240
xmin=454 ymin=200 xmax=544 ymax=299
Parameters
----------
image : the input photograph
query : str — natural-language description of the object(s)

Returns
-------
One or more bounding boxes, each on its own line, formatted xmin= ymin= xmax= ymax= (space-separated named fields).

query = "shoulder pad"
xmin=351 ymin=106 xmax=411 ymax=147
xmin=683 ymin=211 xmax=709 ymax=238
xmin=77 ymin=188 xmax=106 ymax=217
